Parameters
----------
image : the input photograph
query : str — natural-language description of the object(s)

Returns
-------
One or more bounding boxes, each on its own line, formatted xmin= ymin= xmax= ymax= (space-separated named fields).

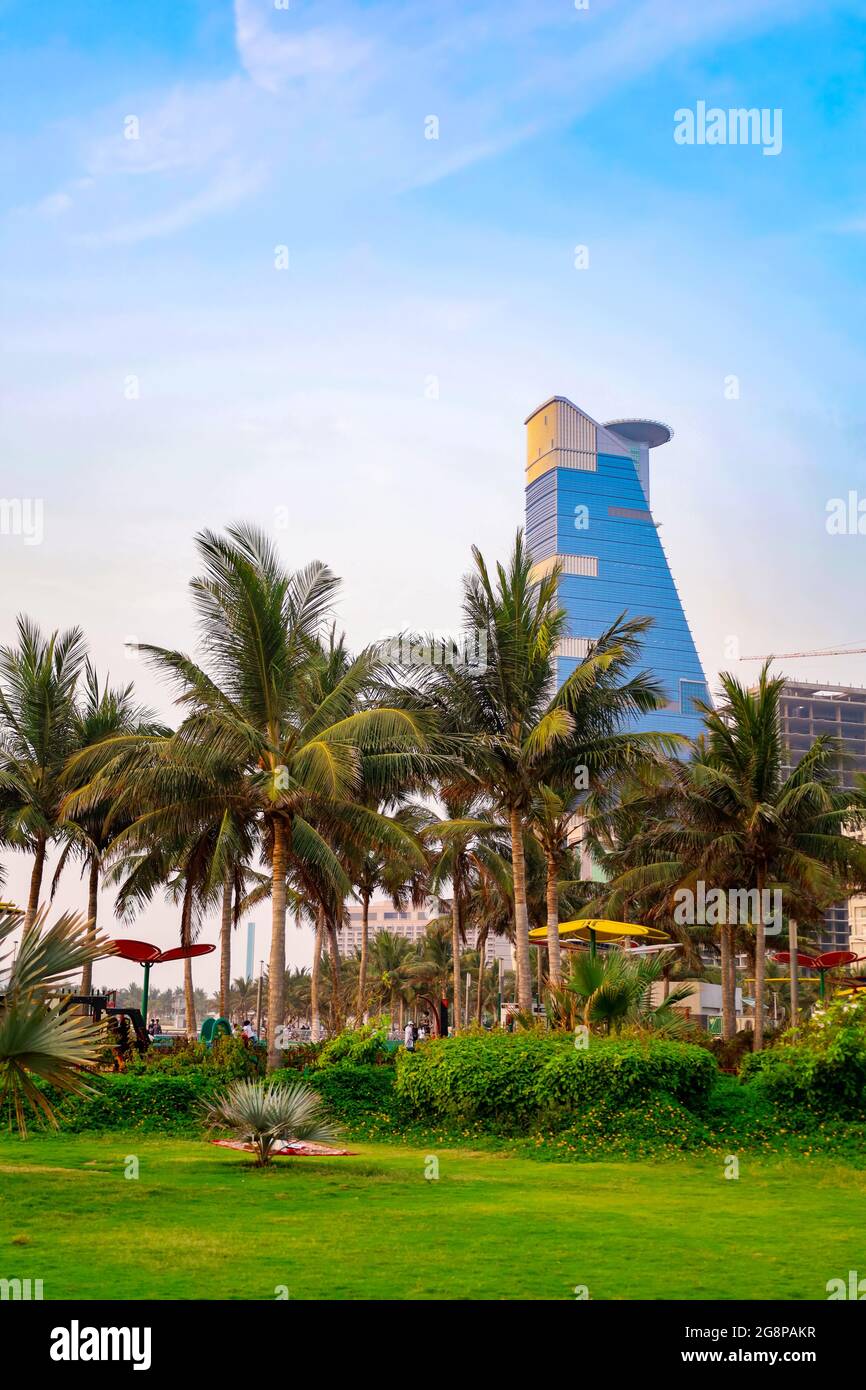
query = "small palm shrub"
xmin=202 ymin=1077 xmax=339 ymax=1165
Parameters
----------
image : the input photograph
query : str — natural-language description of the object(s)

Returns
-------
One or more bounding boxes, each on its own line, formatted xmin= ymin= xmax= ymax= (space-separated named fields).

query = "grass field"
xmin=1 ymin=1134 xmax=864 ymax=1301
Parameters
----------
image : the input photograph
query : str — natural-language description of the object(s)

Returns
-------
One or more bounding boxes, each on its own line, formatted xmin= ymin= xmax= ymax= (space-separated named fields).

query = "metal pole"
xmin=496 ymin=956 xmax=502 ymax=1024
xmin=141 ymin=961 xmax=151 ymax=1025
xmin=465 ymin=971 xmax=471 ymax=1022
xmin=589 ymin=928 xmax=597 ymax=960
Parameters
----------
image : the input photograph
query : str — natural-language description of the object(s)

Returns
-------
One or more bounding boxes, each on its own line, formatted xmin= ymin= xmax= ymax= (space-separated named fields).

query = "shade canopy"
xmin=773 ymin=950 xmax=861 ymax=971
xmin=109 ymin=939 xmax=162 ymax=964
xmin=529 ymin=918 xmax=653 ymax=943
xmin=154 ymin=943 xmax=216 ymax=964
xmin=815 ymin=950 xmax=859 ymax=970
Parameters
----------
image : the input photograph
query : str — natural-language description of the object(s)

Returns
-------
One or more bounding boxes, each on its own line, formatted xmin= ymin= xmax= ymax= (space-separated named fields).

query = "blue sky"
xmin=3 ymin=0 xmax=866 ymax=985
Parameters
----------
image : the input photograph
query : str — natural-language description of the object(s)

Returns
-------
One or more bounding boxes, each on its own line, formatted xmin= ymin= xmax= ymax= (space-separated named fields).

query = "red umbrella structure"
xmin=111 ymin=939 xmax=161 ymax=964
xmin=773 ymin=949 xmax=864 ymax=999
xmin=108 ymin=939 xmax=215 ymax=1020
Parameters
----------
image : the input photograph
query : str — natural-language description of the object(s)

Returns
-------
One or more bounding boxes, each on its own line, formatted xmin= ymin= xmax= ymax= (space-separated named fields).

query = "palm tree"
xmin=421 ymin=789 xmax=510 ymax=1030
xmin=594 ymin=665 xmax=866 ymax=1048
xmin=406 ymin=921 xmax=452 ymax=1033
xmin=0 ymin=618 xmax=88 ymax=927
xmin=410 ymin=532 xmax=669 ymax=1010
xmin=0 ymin=906 xmax=109 ymax=1132
xmin=229 ymin=975 xmax=257 ymax=1020
xmin=54 ymin=663 xmax=159 ymax=997
xmin=68 ymin=526 xmax=434 ymax=1067
xmin=368 ymin=929 xmax=418 ymax=1026
xmin=563 ymin=947 xmax=694 ymax=1035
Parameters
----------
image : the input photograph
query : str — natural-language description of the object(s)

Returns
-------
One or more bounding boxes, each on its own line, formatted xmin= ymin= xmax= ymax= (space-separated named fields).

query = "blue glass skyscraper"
xmin=524 ymin=395 xmax=708 ymax=737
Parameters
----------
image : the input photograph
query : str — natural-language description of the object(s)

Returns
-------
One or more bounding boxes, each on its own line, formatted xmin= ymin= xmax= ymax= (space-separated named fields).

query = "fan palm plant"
xmin=0 ymin=906 xmax=110 ymax=1132
xmin=202 ymin=1077 xmax=338 ymax=1166
xmin=0 ymin=618 xmax=88 ymax=927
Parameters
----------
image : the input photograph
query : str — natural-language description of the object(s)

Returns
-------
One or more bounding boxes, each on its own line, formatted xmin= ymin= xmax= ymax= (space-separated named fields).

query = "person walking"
xmin=403 ymin=1019 xmax=416 ymax=1051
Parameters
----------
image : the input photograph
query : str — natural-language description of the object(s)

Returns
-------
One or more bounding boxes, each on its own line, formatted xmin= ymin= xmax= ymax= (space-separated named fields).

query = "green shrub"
xmin=742 ymin=995 xmax=866 ymax=1115
xmin=270 ymin=1041 xmax=322 ymax=1072
xmin=316 ymin=1022 xmax=396 ymax=1069
xmin=304 ymin=1063 xmax=403 ymax=1126
xmin=15 ymin=1072 xmax=220 ymax=1133
xmin=536 ymin=1039 xmax=717 ymax=1114
xmin=395 ymin=1032 xmax=567 ymax=1124
xmin=395 ymin=1032 xmax=716 ymax=1125
xmin=125 ymin=1034 xmax=266 ymax=1079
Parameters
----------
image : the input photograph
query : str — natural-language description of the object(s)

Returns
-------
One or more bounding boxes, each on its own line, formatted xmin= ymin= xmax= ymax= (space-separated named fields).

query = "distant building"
xmin=781 ymin=680 xmax=866 ymax=952
xmin=338 ymin=901 xmax=512 ymax=967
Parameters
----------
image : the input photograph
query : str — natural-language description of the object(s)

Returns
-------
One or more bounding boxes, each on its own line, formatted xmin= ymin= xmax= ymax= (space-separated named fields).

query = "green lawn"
xmin=1 ymin=1134 xmax=864 ymax=1300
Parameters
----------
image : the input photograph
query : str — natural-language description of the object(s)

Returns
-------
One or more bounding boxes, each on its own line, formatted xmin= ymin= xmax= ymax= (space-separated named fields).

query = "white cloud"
xmin=76 ymin=160 xmax=268 ymax=247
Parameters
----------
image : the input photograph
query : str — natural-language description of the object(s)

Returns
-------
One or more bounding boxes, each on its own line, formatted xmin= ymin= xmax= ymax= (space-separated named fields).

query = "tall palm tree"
xmin=594 ymin=665 xmax=866 ymax=1048
xmin=54 ymin=663 xmax=159 ymax=996
xmin=368 ymin=929 xmax=418 ymax=1026
xmin=405 ymin=920 xmax=452 ymax=1032
xmin=421 ymin=790 xmax=510 ymax=1030
xmin=0 ymin=619 xmax=88 ymax=927
xmin=410 ymin=532 xmax=669 ymax=1010
xmin=68 ymin=526 xmax=435 ymax=1067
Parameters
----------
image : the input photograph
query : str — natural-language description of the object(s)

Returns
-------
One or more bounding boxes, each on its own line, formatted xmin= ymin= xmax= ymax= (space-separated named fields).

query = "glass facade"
xmin=780 ymin=681 xmax=866 ymax=952
xmin=525 ymin=397 xmax=708 ymax=740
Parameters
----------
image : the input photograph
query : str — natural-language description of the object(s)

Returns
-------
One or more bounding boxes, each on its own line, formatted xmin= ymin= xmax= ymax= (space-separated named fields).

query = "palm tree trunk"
xmin=720 ymin=922 xmax=735 ymax=1040
xmin=327 ymin=919 xmax=342 ymax=1029
xmin=545 ymin=849 xmax=562 ymax=988
xmin=451 ymin=874 xmax=462 ymax=1032
xmin=219 ymin=876 xmax=232 ymax=1018
xmin=25 ymin=833 xmax=47 ymax=930
xmin=80 ymin=854 xmax=100 ymax=996
xmin=475 ymin=927 xmax=488 ymax=1024
xmin=753 ymin=871 xmax=766 ymax=1051
xmin=509 ymin=808 xmax=532 ymax=1012
xmin=788 ymin=916 xmax=799 ymax=1034
xmin=357 ymin=891 xmax=370 ymax=1021
xmin=267 ymin=816 xmax=288 ymax=1069
xmin=183 ymin=955 xmax=197 ymax=1036
xmin=310 ymin=906 xmax=324 ymax=1042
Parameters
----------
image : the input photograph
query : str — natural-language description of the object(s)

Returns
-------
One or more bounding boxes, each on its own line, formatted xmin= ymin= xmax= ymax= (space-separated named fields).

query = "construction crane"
xmin=740 ymin=644 xmax=866 ymax=661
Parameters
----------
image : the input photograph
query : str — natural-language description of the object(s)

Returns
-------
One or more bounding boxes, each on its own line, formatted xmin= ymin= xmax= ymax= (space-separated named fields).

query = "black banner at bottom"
xmin=2 ymin=1298 xmax=859 ymax=1375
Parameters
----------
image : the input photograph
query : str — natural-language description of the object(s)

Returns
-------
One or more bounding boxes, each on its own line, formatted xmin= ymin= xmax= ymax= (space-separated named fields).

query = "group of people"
xmin=402 ymin=1018 xmax=430 ymax=1051
xmin=146 ymin=1017 xmax=162 ymax=1036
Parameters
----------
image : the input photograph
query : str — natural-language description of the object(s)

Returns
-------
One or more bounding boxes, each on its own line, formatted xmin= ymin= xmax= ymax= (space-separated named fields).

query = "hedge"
xmin=13 ymin=1063 xmax=400 ymax=1135
xmin=17 ymin=1072 xmax=221 ymax=1134
xmin=395 ymin=1033 xmax=717 ymax=1125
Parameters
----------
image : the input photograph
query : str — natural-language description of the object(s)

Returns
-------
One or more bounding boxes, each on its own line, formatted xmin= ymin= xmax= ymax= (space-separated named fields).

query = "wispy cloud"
xmin=75 ymin=160 xmax=268 ymax=247
xmin=5 ymin=0 xmax=819 ymax=249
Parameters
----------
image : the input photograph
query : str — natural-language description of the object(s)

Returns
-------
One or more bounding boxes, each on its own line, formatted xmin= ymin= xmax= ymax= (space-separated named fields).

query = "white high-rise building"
xmin=336 ymin=900 xmax=512 ymax=967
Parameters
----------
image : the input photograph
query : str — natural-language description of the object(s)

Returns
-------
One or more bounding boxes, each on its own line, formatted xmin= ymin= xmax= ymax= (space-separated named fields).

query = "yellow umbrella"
xmin=529 ymin=918 xmax=655 ymax=958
